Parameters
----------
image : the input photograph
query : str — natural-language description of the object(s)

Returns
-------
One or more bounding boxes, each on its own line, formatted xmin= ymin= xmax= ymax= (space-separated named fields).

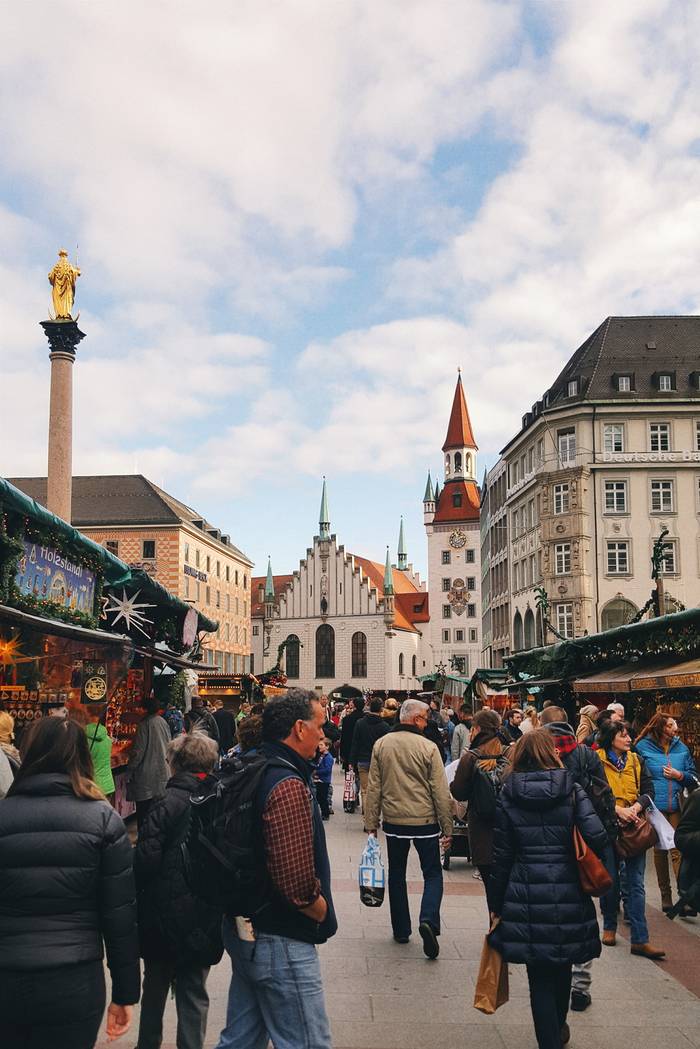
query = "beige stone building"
xmin=481 ymin=316 xmax=700 ymax=657
xmin=10 ymin=475 xmax=253 ymax=672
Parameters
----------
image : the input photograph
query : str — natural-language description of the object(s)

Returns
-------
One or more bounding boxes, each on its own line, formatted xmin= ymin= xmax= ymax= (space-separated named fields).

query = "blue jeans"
xmin=385 ymin=833 xmax=443 ymax=938
xmin=214 ymin=921 xmax=332 ymax=1049
xmin=600 ymin=844 xmax=649 ymax=945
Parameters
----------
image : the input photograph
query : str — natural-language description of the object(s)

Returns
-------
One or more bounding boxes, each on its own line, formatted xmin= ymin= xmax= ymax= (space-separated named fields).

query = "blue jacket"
xmin=313 ymin=752 xmax=334 ymax=784
xmin=635 ymin=735 xmax=698 ymax=814
xmin=490 ymin=768 xmax=607 ymax=966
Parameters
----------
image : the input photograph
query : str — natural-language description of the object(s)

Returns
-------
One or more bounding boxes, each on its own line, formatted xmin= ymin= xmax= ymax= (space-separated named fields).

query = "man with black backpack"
xmin=540 ymin=704 xmax=617 ymax=1014
xmin=213 ymin=690 xmax=337 ymax=1049
xmin=450 ymin=708 xmax=510 ymax=913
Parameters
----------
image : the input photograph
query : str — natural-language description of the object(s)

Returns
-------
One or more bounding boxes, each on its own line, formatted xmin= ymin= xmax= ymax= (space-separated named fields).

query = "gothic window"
xmin=454 ymin=452 xmax=462 ymax=473
xmin=351 ymin=631 xmax=367 ymax=678
xmin=513 ymin=611 xmax=523 ymax=651
xmin=524 ymin=609 xmax=535 ymax=649
xmin=412 ymin=654 xmax=417 ymax=677
xmin=285 ymin=635 xmax=300 ymax=679
xmin=315 ymin=624 xmax=335 ymax=678
xmin=398 ymin=653 xmax=404 ymax=675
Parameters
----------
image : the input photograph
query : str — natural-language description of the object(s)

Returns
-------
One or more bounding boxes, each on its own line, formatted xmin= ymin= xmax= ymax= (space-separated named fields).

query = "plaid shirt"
xmin=262 ymin=777 xmax=320 ymax=909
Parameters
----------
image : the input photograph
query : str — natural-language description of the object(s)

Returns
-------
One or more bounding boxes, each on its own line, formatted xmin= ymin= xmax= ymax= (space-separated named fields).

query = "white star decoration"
xmin=104 ymin=588 xmax=156 ymax=639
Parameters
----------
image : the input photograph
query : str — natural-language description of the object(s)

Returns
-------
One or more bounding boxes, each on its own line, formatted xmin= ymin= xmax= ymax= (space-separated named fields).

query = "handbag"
xmin=473 ymin=919 xmax=509 ymax=1014
xmin=573 ymin=826 xmax=612 ymax=896
xmin=613 ymin=755 xmax=658 ymax=859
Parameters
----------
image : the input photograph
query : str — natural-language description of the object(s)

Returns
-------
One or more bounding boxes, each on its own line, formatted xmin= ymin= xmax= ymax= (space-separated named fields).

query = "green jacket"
xmin=84 ymin=722 xmax=115 ymax=796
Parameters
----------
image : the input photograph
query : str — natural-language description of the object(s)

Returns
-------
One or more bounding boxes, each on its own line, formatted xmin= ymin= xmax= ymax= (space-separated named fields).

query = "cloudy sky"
xmin=2 ymin=0 xmax=700 ymax=577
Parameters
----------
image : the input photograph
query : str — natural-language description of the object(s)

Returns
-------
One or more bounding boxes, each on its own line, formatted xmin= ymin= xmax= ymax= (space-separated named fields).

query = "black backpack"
xmin=184 ymin=751 xmax=293 ymax=917
xmin=469 ymin=748 xmax=510 ymax=819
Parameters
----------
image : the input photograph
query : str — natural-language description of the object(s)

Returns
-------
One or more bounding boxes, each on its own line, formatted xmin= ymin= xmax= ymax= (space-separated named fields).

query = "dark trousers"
xmin=477 ymin=864 xmax=496 ymax=913
xmin=0 ymin=959 xmax=105 ymax=1049
xmin=386 ymin=833 xmax=443 ymax=939
xmin=315 ymin=782 xmax=331 ymax=819
xmin=526 ymin=962 xmax=572 ymax=1049
xmin=137 ymin=956 xmax=210 ymax=1049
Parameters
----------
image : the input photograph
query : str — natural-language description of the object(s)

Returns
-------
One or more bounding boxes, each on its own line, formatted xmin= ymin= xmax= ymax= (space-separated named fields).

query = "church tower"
xmin=424 ymin=372 xmax=482 ymax=683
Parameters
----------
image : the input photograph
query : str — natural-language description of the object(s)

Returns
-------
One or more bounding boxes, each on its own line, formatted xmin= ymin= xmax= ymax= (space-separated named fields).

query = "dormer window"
xmin=618 ymin=375 xmax=631 ymax=392
xmin=567 ymin=379 xmax=578 ymax=398
xmin=452 ymin=493 xmax=463 ymax=508
xmin=652 ymin=370 xmax=676 ymax=392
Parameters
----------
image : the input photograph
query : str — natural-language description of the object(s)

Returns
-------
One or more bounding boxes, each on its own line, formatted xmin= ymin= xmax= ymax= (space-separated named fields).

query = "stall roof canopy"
xmin=0 ymin=477 xmax=130 ymax=586
xmin=0 ymin=601 xmax=133 ymax=649
xmin=505 ymin=607 xmax=700 ymax=683
xmin=573 ymin=658 xmax=700 ymax=694
xmin=0 ymin=477 xmax=217 ymax=636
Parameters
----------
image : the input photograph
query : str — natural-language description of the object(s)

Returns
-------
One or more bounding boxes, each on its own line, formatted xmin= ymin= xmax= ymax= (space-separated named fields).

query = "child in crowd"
xmin=313 ymin=738 xmax=335 ymax=820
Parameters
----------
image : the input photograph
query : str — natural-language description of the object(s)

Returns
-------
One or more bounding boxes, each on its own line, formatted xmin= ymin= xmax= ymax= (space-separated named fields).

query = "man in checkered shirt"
xmin=215 ymin=690 xmax=337 ymax=1049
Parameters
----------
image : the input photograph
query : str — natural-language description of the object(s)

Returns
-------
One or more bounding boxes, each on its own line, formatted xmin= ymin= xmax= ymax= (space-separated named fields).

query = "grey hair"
xmin=400 ymin=699 xmax=429 ymax=723
xmin=168 ymin=730 xmax=219 ymax=774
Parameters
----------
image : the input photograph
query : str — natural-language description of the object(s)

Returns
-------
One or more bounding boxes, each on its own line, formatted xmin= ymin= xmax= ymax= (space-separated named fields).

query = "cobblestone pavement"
xmin=98 ymin=766 xmax=700 ymax=1048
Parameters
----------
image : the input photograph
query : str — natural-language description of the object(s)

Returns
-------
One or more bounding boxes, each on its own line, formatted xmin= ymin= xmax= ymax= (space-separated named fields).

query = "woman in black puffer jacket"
xmin=134 ymin=730 xmax=224 ymax=1049
xmin=0 ymin=717 xmax=140 ymax=1049
xmin=490 ymin=729 xmax=607 ymax=1049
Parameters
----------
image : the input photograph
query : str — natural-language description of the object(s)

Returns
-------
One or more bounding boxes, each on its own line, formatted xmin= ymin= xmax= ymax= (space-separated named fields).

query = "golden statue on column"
xmin=48 ymin=249 xmax=80 ymax=320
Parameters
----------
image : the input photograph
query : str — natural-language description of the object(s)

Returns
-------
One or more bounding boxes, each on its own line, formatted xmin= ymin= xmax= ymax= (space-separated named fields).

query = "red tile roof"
xmin=251 ymin=574 xmax=294 ymax=617
xmin=433 ymin=480 xmax=480 ymax=523
xmin=442 ymin=375 xmax=478 ymax=452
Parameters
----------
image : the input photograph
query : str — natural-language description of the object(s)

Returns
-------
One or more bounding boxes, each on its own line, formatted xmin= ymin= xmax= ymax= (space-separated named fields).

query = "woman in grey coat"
xmin=127 ymin=696 xmax=171 ymax=830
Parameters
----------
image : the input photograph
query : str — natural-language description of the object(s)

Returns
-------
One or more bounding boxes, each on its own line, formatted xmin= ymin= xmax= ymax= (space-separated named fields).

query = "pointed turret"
xmin=383 ymin=545 xmax=395 ymax=633
xmin=443 ymin=371 xmax=478 ymax=483
xmin=264 ymin=557 xmax=274 ymax=601
xmin=423 ymin=471 xmax=434 ymax=503
xmin=434 ymin=479 xmax=441 ymax=503
xmin=397 ymin=517 xmax=407 ymax=571
xmin=319 ymin=477 xmax=330 ymax=540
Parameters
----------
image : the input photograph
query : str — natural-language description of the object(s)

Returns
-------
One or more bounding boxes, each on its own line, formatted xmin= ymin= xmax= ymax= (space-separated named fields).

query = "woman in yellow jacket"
xmin=596 ymin=719 xmax=665 ymax=960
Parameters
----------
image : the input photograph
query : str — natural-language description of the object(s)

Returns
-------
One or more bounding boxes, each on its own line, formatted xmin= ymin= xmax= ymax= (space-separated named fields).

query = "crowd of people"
xmin=0 ymin=686 xmax=698 ymax=1049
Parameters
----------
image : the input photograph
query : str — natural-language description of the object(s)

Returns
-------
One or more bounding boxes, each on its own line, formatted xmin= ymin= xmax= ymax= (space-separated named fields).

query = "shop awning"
xmin=0 ymin=601 xmax=133 ymax=649
xmin=0 ymin=477 xmax=130 ymax=586
xmin=573 ymin=658 xmax=700 ymax=694
xmin=134 ymin=644 xmax=216 ymax=672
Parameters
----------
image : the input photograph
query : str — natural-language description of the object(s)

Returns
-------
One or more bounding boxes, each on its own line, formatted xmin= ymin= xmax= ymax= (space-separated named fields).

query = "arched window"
xmin=398 ymin=652 xmax=404 ymax=675
xmin=465 ymin=453 xmax=471 ymax=475
xmin=601 ymin=598 xmax=638 ymax=631
xmin=285 ymin=634 xmax=300 ymax=679
xmin=454 ymin=451 xmax=462 ymax=473
xmin=445 ymin=454 xmax=451 ymax=476
xmin=513 ymin=611 xmax=523 ymax=651
xmin=316 ymin=624 xmax=335 ymax=678
xmin=523 ymin=609 xmax=535 ymax=649
xmin=412 ymin=654 xmax=417 ymax=677
xmin=351 ymin=631 xmax=367 ymax=678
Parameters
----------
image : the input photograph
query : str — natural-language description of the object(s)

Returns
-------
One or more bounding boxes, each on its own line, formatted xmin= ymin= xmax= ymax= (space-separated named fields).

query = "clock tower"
xmin=424 ymin=372 xmax=482 ymax=683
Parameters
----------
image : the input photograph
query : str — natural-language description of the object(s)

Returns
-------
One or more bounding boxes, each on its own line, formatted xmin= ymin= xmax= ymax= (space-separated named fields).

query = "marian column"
xmin=41 ymin=249 xmax=85 ymax=522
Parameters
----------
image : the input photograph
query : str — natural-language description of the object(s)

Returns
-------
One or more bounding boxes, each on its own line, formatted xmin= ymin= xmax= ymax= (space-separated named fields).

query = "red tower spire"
xmin=442 ymin=372 xmax=477 ymax=452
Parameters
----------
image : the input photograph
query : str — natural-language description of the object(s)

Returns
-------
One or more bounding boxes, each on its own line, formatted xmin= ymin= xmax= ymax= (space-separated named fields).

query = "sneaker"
xmin=418 ymin=921 xmax=439 ymax=959
xmin=679 ymin=904 xmax=698 ymax=918
xmin=561 ymin=1021 xmax=571 ymax=1044
xmin=570 ymin=990 xmax=591 ymax=1012
xmin=393 ymin=935 xmax=410 ymax=944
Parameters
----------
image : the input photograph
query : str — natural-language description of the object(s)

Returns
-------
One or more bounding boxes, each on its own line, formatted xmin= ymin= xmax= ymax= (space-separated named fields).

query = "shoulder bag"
xmin=614 ymin=754 xmax=658 ymax=859
xmin=573 ymin=825 xmax=612 ymax=896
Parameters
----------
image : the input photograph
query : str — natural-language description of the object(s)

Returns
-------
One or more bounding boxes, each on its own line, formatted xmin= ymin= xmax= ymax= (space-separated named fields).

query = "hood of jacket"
xmin=501 ymin=767 xmax=574 ymax=810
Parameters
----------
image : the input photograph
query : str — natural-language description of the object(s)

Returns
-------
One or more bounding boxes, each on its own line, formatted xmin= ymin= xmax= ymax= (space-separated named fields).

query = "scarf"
xmin=606 ymin=749 xmax=627 ymax=772
xmin=547 ymin=722 xmax=578 ymax=757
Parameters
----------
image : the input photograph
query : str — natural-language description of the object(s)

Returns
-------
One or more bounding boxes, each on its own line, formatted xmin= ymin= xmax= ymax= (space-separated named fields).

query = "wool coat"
xmin=490 ymin=767 xmax=607 ymax=966
xmin=0 ymin=772 xmax=139 ymax=1005
xmin=127 ymin=713 xmax=171 ymax=802
xmin=450 ymin=735 xmax=509 ymax=866
xmin=350 ymin=713 xmax=390 ymax=766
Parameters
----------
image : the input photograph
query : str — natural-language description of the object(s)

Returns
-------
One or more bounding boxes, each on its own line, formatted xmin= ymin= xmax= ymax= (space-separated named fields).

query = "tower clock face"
xmin=449 ymin=529 xmax=467 ymax=549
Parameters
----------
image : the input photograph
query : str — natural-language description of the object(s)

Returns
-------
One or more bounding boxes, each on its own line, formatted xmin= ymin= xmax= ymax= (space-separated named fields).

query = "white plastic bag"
xmin=359 ymin=835 xmax=386 ymax=907
xmin=647 ymin=802 xmax=677 ymax=851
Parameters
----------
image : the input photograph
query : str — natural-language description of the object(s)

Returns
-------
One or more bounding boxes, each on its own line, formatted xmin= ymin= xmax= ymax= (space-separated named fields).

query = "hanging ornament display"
xmin=103 ymin=588 xmax=156 ymax=639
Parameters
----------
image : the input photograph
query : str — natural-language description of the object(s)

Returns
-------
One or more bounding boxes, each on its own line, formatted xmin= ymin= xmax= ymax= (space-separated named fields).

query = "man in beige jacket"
xmin=365 ymin=699 xmax=453 ymax=958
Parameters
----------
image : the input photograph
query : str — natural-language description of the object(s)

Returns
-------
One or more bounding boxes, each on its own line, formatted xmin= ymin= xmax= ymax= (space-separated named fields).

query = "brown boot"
xmin=602 ymin=930 xmax=616 ymax=947
xmin=631 ymin=943 xmax=666 ymax=960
